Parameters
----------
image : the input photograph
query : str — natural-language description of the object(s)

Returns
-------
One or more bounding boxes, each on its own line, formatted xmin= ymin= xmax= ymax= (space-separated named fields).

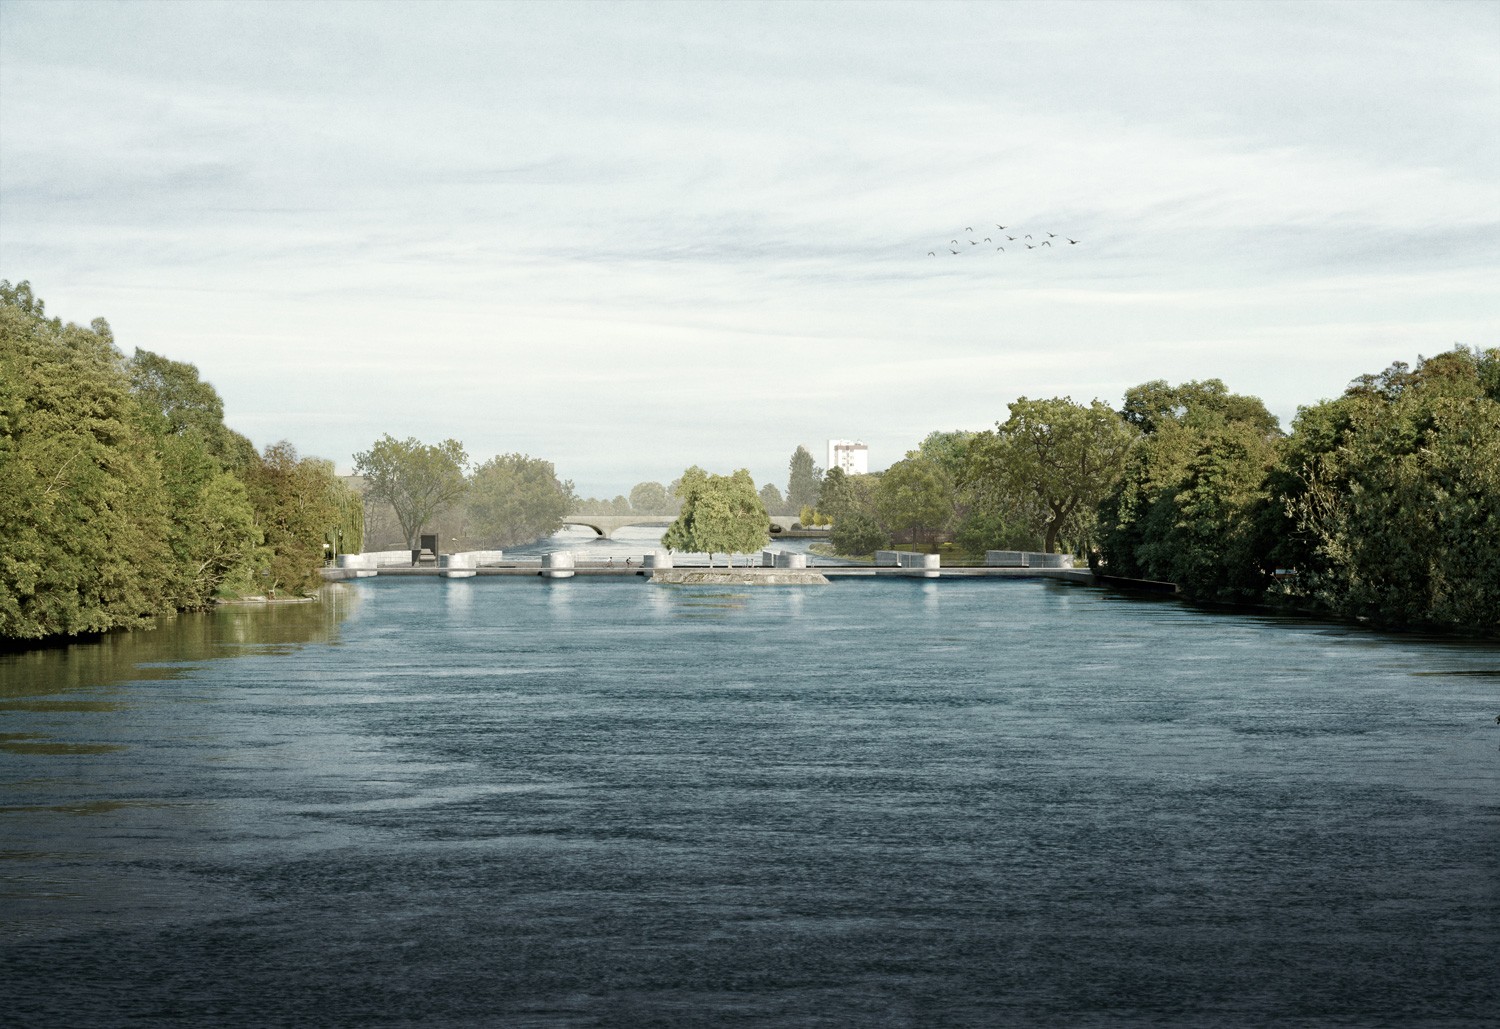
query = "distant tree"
xmin=786 ymin=446 xmax=823 ymax=513
xmin=972 ymin=397 xmax=1138 ymax=553
xmin=629 ymin=480 xmax=674 ymax=514
xmin=241 ymin=442 xmax=345 ymax=596
xmin=353 ymin=435 xmax=468 ymax=549
xmin=875 ymin=455 xmax=953 ymax=546
xmin=663 ymin=469 xmax=770 ymax=566
xmin=915 ymin=430 xmax=978 ymax=482
xmin=830 ymin=510 xmax=889 ymax=556
xmin=467 ymin=454 xmax=575 ymax=547
xmin=758 ymin=482 xmax=785 ymax=515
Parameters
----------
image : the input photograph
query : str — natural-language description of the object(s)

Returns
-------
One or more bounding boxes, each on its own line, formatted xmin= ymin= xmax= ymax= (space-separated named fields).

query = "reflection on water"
xmin=0 ymin=586 xmax=355 ymax=700
xmin=1 ymin=577 xmax=1497 ymax=1027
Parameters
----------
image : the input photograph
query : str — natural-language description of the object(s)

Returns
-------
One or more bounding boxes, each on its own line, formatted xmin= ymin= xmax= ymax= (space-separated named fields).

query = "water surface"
xmin=2 ymin=578 xmax=1496 ymax=1026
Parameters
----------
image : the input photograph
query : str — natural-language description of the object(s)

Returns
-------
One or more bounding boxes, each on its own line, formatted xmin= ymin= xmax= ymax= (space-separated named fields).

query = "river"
xmin=2 ymin=573 xmax=1496 ymax=1026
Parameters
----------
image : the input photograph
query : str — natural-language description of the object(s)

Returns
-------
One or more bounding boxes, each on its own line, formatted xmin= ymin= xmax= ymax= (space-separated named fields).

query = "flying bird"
xmin=1006 ymin=235 xmax=1016 ymax=240
xmin=1047 ymin=232 xmax=1057 ymax=238
xmin=1067 ymin=238 xmax=1080 ymax=245
xmin=928 ymin=251 xmax=936 ymax=256
xmin=984 ymin=237 xmax=992 ymax=242
xmin=1041 ymin=240 xmax=1052 ymax=247
xmin=949 ymin=248 xmax=959 ymax=254
xmin=996 ymin=246 xmax=1005 ymax=252
xmin=1025 ymin=243 xmax=1035 ymax=249
xmin=1025 ymin=234 xmax=1033 ymax=239
xmin=965 ymin=226 xmax=974 ymax=232
xmin=996 ymin=224 xmax=1008 ymax=230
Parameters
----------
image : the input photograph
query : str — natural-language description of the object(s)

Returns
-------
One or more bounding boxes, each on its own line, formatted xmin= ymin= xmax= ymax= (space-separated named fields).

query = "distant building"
xmin=827 ymin=439 xmax=869 ymax=475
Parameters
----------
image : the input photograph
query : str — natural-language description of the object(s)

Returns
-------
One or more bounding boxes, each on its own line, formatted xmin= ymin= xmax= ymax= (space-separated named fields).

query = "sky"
xmin=2 ymin=0 xmax=1497 ymax=497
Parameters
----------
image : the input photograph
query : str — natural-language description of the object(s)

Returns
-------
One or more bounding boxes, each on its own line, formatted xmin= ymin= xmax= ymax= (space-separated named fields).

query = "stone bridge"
xmin=563 ymin=514 xmax=800 ymax=539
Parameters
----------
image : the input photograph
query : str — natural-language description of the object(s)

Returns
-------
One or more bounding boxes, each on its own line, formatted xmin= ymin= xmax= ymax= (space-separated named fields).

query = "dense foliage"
xmin=1098 ymin=354 xmax=1499 ymax=636
xmin=1 ymin=281 xmax=352 ymax=641
xmin=663 ymin=468 xmax=770 ymax=565
xmin=466 ymin=454 xmax=576 ymax=547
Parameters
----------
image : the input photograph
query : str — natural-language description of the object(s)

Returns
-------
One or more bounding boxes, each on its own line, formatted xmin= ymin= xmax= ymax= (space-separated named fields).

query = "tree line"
xmin=2 ymin=282 xmax=362 ymax=641
xmin=568 ymin=445 xmax=823 ymax=519
xmin=353 ymin=437 xmax=575 ymax=550
xmin=802 ymin=347 xmax=1498 ymax=637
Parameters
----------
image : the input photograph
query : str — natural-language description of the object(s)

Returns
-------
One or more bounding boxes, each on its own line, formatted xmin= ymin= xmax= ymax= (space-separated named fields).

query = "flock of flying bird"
xmin=928 ymin=224 xmax=1079 ymax=256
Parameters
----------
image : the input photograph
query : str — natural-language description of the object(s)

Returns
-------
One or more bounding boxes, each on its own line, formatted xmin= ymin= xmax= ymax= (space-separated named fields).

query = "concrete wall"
xmin=986 ymin=551 xmax=1073 ymax=568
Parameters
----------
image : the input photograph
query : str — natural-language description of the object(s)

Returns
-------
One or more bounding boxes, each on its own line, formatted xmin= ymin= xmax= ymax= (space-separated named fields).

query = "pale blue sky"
xmin=3 ymin=0 xmax=1496 ymax=495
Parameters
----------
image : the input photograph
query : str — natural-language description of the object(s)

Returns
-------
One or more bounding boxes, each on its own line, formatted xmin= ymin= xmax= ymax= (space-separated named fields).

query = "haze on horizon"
xmin=2 ymin=0 xmax=1496 ymax=498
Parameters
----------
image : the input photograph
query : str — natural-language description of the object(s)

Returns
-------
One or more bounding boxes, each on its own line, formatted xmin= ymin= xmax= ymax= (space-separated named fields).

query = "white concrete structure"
xmin=826 ymin=439 xmax=869 ymax=475
xmin=542 ymin=552 xmax=576 ymax=578
xmin=336 ymin=553 xmax=379 ymax=577
xmin=439 ymin=551 xmax=505 ymax=578
xmin=644 ymin=551 xmax=673 ymax=569
xmin=875 ymin=551 xmax=941 ymax=577
xmin=761 ymin=550 xmax=809 ymax=569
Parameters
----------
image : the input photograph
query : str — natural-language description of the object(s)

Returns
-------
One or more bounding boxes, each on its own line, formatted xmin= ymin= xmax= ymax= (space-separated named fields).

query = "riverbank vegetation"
xmin=2 ymin=281 xmax=361 ymax=641
xmin=803 ymin=347 xmax=1497 ymax=637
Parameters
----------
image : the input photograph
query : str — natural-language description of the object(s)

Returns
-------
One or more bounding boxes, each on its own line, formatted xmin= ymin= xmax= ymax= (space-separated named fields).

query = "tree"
xmin=241 ymin=442 xmax=345 ymax=596
xmin=1122 ymin=378 xmax=1281 ymax=437
xmin=758 ymin=482 xmax=785 ymax=515
xmin=972 ymin=397 xmax=1138 ymax=553
xmin=126 ymin=348 xmax=266 ymax=608
xmin=875 ymin=455 xmax=952 ymax=546
xmin=353 ymin=434 xmax=468 ymax=549
xmin=786 ymin=446 xmax=823 ymax=514
xmin=1098 ymin=378 xmax=1280 ymax=601
xmin=662 ymin=469 xmax=770 ymax=566
xmin=1 ymin=282 xmax=175 ymax=638
xmin=669 ymin=465 xmax=708 ymax=508
xmin=830 ymin=510 xmax=889 ymax=556
xmin=128 ymin=348 xmax=257 ymax=469
xmin=466 ymin=454 xmax=575 ymax=547
xmin=629 ymin=480 xmax=673 ymax=514
xmin=1266 ymin=347 xmax=1500 ymax=634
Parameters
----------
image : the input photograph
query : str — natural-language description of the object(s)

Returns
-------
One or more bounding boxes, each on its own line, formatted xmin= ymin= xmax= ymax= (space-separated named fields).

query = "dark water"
xmin=2 ymin=578 xmax=1497 ymax=1027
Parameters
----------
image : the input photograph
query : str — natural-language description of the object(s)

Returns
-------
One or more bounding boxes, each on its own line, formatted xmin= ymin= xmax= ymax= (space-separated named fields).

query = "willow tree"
xmin=353 ymin=435 xmax=468 ymax=549
xmin=663 ymin=469 xmax=770 ymax=567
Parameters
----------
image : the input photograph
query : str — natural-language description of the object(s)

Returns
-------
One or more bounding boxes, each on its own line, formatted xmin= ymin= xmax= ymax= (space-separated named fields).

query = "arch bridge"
xmin=562 ymin=514 xmax=800 ymax=539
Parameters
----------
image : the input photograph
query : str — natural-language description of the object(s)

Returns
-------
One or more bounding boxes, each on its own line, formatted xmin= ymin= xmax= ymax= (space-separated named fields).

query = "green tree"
xmin=786 ymin=446 xmax=823 ymax=513
xmin=1098 ymin=379 xmax=1280 ymax=600
xmin=830 ymin=510 xmax=889 ymax=556
xmin=1122 ymin=378 xmax=1281 ymax=437
xmin=875 ymin=455 xmax=952 ymax=546
xmin=126 ymin=348 xmax=266 ymax=608
xmin=758 ymin=482 xmax=785 ymax=515
xmin=1 ymin=282 xmax=175 ymax=638
xmin=353 ymin=434 xmax=469 ymax=549
xmin=972 ymin=397 xmax=1138 ymax=553
xmin=466 ymin=454 xmax=575 ymax=547
xmin=128 ymin=348 xmax=257 ymax=469
xmin=663 ymin=469 xmax=770 ymax=566
xmin=241 ymin=442 xmax=344 ymax=596
xmin=1267 ymin=347 xmax=1500 ymax=634
xmin=629 ymin=480 xmax=674 ymax=514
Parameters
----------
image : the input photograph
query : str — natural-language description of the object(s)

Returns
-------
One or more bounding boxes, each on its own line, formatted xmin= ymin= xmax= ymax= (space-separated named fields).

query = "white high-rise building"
xmin=827 ymin=439 xmax=869 ymax=475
